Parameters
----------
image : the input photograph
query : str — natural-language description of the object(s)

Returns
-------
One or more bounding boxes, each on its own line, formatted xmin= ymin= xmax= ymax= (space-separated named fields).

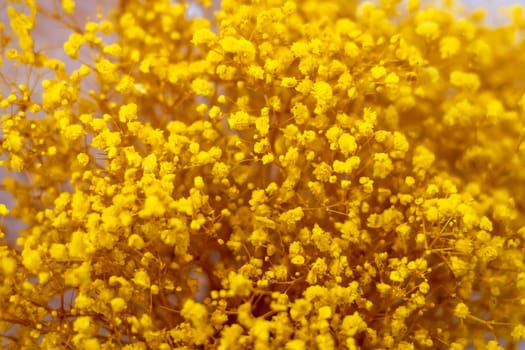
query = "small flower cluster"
xmin=1 ymin=0 xmax=525 ymax=349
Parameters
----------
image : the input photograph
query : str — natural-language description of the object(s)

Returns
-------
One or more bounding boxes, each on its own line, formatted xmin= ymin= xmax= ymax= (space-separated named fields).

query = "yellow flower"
xmin=21 ymin=249 xmax=41 ymax=274
xmin=133 ymin=269 xmax=151 ymax=288
xmin=110 ymin=297 xmax=127 ymax=313
xmin=64 ymin=32 xmax=84 ymax=58
xmin=337 ymin=133 xmax=358 ymax=156
xmin=450 ymin=70 xmax=481 ymax=91
xmin=2 ymin=0 xmax=525 ymax=348
xmin=191 ymin=78 xmax=214 ymax=96
xmin=1 ymin=256 xmax=17 ymax=275
xmin=192 ymin=28 xmax=217 ymax=46
xmin=0 ymin=204 xmax=9 ymax=216
xmin=416 ymin=20 xmax=440 ymax=40
xmin=74 ymin=316 xmax=95 ymax=335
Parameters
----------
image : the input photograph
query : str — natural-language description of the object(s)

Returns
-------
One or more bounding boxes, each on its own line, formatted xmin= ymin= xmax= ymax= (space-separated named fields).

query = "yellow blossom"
xmin=450 ymin=70 xmax=481 ymax=91
xmin=1 ymin=0 xmax=525 ymax=348
xmin=1 ymin=256 xmax=17 ymax=276
xmin=110 ymin=297 xmax=127 ymax=313
xmin=22 ymin=249 xmax=41 ymax=274
xmin=454 ymin=303 xmax=470 ymax=319
xmin=191 ymin=78 xmax=214 ymax=96
xmin=133 ymin=269 xmax=151 ymax=288
xmin=74 ymin=316 xmax=95 ymax=335
xmin=0 ymin=204 xmax=9 ymax=216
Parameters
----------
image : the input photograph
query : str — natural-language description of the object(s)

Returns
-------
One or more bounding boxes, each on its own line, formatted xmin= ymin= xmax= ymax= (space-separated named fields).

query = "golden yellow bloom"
xmin=454 ymin=302 xmax=470 ymax=319
xmin=2 ymin=0 xmax=525 ymax=348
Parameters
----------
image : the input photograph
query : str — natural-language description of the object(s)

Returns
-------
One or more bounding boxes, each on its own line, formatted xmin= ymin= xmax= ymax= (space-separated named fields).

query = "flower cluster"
xmin=1 ymin=0 xmax=525 ymax=349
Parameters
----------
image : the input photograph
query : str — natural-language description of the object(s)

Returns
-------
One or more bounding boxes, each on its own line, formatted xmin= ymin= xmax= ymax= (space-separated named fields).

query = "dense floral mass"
xmin=1 ymin=0 xmax=525 ymax=348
